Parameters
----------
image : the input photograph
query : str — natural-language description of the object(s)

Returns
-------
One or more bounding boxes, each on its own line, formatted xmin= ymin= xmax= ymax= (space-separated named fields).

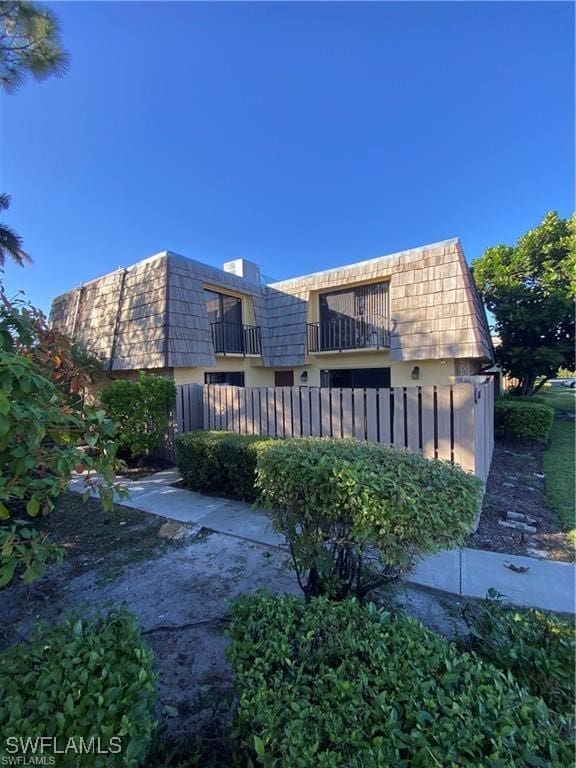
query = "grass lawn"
xmin=540 ymin=387 xmax=575 ymax=539
xmin=540 ymin=385 xmax=576 ymax=413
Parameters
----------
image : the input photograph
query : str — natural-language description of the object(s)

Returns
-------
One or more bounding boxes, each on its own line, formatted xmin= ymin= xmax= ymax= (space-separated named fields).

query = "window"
xmin=320 ymin=367 xmax=391 ymax=389
xmin=274 ymin=370 xmax=294 ymax=387
xmin=319 ymin=282 xmax=389 ymax=324
xmin=315 ymin=282 xmax=390 ymax=351
xmin=205 ymin=289 xmax=244 ymax=353
xmin=204 ymin=289 xmax=242 ymax=325
xmin=204 ymin=371 xmax=245 ymax=386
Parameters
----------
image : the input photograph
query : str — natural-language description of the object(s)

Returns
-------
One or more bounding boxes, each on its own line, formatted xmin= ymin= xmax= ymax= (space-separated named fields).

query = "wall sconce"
xmin=440 ymin=359 xmax=447 ymax=365
xmin=300 ymin=370 xmax=308 ymax=382
xmin=411 ymin=366 xmax=420 ymax=381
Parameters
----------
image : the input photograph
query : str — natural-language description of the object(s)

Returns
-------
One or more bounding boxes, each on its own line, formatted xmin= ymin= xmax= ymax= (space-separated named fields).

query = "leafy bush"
xmin=256 ymin=438 xmax=482 ymax=600
xmin=498 ymin=392 xmax=546 ymax=405
xmin=0 ymin=285 xmax=120 ymax=587
xmin=494 ymin=399 xmax=554 ymax=444
xmin=175 ymin=431 xmax=272 ymax=502
xmin=0 ymin=609 xmax=156 ymax=767
xmin=0 ymin=521 xmax=64 ymax=587
xmin=462 ymin=592 xmax=575 ymax=716
xmin=227 ymin=593 xmax=571 ymax=767
xmin=100 ymin=372 xmax=176 ymax=459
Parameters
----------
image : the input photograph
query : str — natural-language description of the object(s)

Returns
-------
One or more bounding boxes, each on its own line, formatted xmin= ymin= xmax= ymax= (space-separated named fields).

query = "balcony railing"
xmin=210 ymin=321 xmax=262 ymax=355
xmin=307 ymin=314 xmax=390 ymax=353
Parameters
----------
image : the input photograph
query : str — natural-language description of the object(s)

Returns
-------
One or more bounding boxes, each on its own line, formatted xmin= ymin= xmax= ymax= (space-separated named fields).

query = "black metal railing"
xmin=307 ymin=314 xmax=390 ymax=353
xmin=210 ymin=321 xmax=262 ymax=355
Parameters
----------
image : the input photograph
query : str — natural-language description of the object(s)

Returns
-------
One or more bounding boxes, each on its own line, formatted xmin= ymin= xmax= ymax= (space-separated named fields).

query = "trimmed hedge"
xmin=227 ymin=593 xmax=572 ymax=767
xmin=175 ymin=431 xmax=272 ymax=502
xmin=494 ymin=399 xmax=554 ymax=444
xmin=0 ymin=609 xmax=156 ymax=767
xmin=463 ymin=595 xmax=575 ymax=716
xmin=256 ymin=438 xmax=482 ymax=599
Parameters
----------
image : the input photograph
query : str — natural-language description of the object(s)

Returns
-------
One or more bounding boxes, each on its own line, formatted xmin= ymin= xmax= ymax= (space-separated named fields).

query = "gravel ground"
xmin=469 ymin=442 xmax=573 ymax=562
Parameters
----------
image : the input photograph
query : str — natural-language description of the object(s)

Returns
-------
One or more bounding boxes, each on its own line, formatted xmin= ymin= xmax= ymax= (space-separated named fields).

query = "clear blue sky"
xmin=1 ymin=1 xmax=574 ymax=313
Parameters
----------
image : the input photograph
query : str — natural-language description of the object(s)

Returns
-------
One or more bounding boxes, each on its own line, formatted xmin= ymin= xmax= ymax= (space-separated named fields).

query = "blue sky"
xmin=1 ymin=1 xmax=574 ymax=313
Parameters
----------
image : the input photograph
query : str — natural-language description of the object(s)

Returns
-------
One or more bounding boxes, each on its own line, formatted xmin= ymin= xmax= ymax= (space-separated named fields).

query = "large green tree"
xmin=0 ymin=0 xmax=68 ymax=92
xmin=472 ymin=212 xmax=575 ymax=395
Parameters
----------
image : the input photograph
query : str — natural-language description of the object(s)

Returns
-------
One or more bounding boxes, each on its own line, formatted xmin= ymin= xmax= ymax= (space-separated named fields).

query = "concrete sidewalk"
xmin=69 ymin=468 xmax=575 ymax=614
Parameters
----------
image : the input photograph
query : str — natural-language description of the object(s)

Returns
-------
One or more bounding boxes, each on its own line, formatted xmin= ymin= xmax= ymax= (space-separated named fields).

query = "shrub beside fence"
xmin=160 ymin=377 xmax=494 ymax=482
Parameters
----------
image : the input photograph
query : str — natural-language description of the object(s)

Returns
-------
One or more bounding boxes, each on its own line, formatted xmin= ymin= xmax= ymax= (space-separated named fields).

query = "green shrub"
xmin=100 ymin=372 xmax=176 ymax=459
xmin=494 ymin=399 xmax=554 ymax=444
xmin=0 ymin=289 xmax=120 ymax=588
xmin=498 ymin=393 xmax=546 ymax=405
xmin=0 ymin=609 xmax=156 ymax=767
xmin=462 ymin=593 xmax=575 ymax=716
xmin=256 ymin=438 xmax=482 ymax=600
xmin=175 ymin=431 xmax=272 ymax=502
xmin=227 ymin=593 xmax=571 ymax=767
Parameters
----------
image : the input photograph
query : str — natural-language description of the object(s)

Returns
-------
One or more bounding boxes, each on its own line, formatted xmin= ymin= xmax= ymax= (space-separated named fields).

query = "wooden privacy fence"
xmin=163 ymin=378 xmax=494 ymax=482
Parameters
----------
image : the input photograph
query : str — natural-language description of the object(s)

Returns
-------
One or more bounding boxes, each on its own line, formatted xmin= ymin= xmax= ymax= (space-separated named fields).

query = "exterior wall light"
xmin=300 ymin=370 xmax=308 ymax=382
xmin=411 ymin=366 xmax=420 ymax=381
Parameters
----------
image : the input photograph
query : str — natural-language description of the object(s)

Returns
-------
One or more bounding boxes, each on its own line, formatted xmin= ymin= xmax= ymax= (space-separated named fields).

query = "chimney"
xmin=223 ymin=258 xmax=261 ymax=284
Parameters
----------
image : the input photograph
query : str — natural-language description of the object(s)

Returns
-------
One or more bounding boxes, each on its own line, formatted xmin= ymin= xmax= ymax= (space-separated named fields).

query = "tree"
xmin=0 ymin=193 xmax=31 ymax=266
xmin=472 ymin=212 xmax=575 ymax=396
xmin=0 ymin=0 xmax=69 ymax=93
xmin=0 ymin=283 xmax=123 ymax=587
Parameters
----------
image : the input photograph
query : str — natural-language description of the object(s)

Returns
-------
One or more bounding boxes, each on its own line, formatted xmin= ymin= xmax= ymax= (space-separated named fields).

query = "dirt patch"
xmin=0 ymin=493 xmax=188 ymax=649
xmin=468 ymin=442 xmax=574 ymax=562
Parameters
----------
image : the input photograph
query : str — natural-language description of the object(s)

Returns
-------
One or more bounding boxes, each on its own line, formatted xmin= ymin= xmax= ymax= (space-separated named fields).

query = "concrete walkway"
xmin=69 ymin=468 xmax=575 ymax=614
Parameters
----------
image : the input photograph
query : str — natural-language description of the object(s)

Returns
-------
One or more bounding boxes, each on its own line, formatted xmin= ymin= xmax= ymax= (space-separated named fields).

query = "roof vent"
xmin=223 ymin=258 xmax=261 ymax=284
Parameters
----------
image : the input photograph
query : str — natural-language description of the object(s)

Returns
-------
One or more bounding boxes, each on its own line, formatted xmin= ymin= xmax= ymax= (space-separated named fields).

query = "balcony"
xmin=210 ymin=321 xmax=261 ymax=355
xmin=307 ymin=314 xmax=390 ymax=353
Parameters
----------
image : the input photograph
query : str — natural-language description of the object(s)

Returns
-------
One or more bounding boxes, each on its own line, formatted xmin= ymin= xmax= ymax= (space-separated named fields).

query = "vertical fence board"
xmin=291 ymin=388 xmax=302 ymax=437
xmin=452 ymin=383 xmax=475 ymax=473
xmin=259 ymin=388 xmax=268 ymax=435
xmin=405 ymin=387 xmax=420 ymax=452
xmin=378 ymin=388 xmax=391 ymax=445
xmin=366 ymin=389 xmax=377 ymax=442
xmin=203 ymin=386 xmax=210 ymax=430
xmin=282 ymin=387 xmax=292 ymax=437
xmin=475 ymin=390 xmax=485 ymax=482
xmin=353 ymin=389 xmax=366 ymax=440
xmin=254 ymin=389 xmax=262 ymax=434
xmin=233 ymin=388 xmax=241 ymax=434
xmin=301 ymin=388 xmax=311 ymax=436
xmin=342 ymin=389 xmax=353 ymax=437
xmin=216 ymin=386 xmax=224 ymax=430
xmin=393 ymin=387 xmax=406 ymax=450
xmin=228 ymin=386 xmax=237 ymax=432
xmin=274 ymin=388 xmax=284 ymax=436
xmin=309 ymin=388 xmax=321 ymax=436
xmin=420 ymin=385 xmax=436 ymax=459
xmin=237 ymin=388 xmax=246 ymax=435
xmin=331 ymin=389 xmax=342 ymax=437
xmin=320 ymin=389 xmax=331 ymax=436
xmin=266 ymin=388 xmax=276 ymax=436
xmin=246 ymin=389 xmax=255 ymax=435
xmin=436 ymin=385 xmax=452 ymax=462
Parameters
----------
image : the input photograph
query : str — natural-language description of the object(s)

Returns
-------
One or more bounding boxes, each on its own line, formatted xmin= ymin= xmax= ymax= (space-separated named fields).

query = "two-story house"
xmin=48 ymin=238 xmax=493 ymax=388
